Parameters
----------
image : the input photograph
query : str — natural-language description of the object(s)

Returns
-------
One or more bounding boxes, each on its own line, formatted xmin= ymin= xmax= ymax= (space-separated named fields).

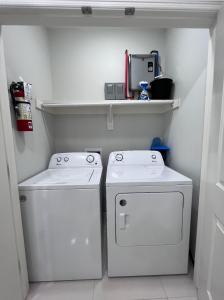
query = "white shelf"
xmin=37 ymin=99 xmax=179 ymax=114
xmin=36 ymin=99 xmax=180 ymax=130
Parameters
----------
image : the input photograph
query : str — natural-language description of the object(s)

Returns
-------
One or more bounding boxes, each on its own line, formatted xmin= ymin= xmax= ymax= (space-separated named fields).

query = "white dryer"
xmin=106 ymin=150 xmax=192 ymax=277
xmin=19 ymin=152 xmax=102 ymax=281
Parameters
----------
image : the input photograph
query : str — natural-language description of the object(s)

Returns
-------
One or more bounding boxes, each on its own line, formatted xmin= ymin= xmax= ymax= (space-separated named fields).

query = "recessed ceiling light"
xmin=81 ymin=6 xmax=92 ymax=15
xmin=125 ymin=7 xmax=135 ymax=16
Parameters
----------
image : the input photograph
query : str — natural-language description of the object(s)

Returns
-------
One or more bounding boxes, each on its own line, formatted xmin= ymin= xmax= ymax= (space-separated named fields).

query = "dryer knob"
xmin=56 ymin=157 xmax=62 ymax=162
xmin=86 ymin=155 xmax=94 ymax=163
xmin=120 ymin=199 xmax=127 ymax=206
xmin=115 ymin=153 xmax=123 ymax=161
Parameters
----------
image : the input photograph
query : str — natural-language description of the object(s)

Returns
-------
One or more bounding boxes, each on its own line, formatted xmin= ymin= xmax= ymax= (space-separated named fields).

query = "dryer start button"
xmin=86 ymin=155 xmax=95 ymax=163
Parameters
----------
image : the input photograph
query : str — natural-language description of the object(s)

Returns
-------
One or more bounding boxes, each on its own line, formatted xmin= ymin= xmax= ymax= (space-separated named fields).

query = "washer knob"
xmin=86 ymin=155 xmax=94 ymax=163
xmin=64 ymin=157 xmax=69 ymax=162
xmin=115 ymin=153 xmax=123 ymax=161
xmin=152 ymin=155 xmax=156 ymax=160
xmin=56 ymin=157 xmax=62 ymax=162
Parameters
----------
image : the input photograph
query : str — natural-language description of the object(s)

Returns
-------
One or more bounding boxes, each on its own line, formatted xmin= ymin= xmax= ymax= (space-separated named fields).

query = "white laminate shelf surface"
xmin=36 ymin=99 xmax=180 ymax=115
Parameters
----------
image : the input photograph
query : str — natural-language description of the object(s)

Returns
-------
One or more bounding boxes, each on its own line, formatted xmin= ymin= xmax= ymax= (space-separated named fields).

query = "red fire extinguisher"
xmin=10 ymin=81 xmax=33 ymax=131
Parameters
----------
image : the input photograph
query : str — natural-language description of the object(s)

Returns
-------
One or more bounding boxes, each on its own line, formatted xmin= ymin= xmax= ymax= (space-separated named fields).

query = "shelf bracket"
xmin=36 ymin=99 xmax=44 ymax=111
xmin=107 ymin=104 xmax=114 ymax=130
xmin=172 ymin=98 xmax=181 ymax=110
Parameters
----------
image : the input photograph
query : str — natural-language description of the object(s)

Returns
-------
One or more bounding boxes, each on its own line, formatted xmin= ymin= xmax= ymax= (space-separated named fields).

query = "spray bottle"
xmin=139 ymin=81 xmax=149 ymax=100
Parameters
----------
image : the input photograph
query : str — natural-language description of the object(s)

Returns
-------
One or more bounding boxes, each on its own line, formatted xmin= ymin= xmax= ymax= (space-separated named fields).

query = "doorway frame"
xmin=0 ymin=28 xmax=28 ymax=299
xmin=0 ymin=0 xmax=221 ymax=296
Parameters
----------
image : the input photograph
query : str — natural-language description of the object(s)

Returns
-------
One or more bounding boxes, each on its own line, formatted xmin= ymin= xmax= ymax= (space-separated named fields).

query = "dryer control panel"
xmin=49 ymin=152 xmax=102 ymax=168
xmin=108 ymin=150 xmax=164 ymax=166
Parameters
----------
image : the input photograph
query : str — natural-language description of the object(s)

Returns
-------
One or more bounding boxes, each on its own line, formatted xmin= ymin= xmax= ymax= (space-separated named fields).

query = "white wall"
xmin=164 ymin=28 xmax=209 ymax=258
xmin=3 ymin=26 xmax=55 ymax=182
xmin=49 ymin=27 xmax=167 ymax=164
xmin=48 ymin=27 xmax=166 ymax=101
xmin=54 ymin=114 xmax=167 ymax=164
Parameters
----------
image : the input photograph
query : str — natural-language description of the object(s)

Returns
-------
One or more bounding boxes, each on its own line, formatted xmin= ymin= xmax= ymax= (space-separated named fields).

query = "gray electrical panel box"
xmin=105 ymin=83 xmax=116 ymax=100
xmin=129 ymin=54 xmax=155 ymax=90
xmin=105 ymin=83 xmax=125 ymax=100
xmin=115 ymin=83 xmax=125 ymax=99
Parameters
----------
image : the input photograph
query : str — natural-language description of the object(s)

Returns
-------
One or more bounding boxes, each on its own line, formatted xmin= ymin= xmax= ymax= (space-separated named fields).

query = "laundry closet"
xmin=0 ymin=4 xmax=218 ymax=299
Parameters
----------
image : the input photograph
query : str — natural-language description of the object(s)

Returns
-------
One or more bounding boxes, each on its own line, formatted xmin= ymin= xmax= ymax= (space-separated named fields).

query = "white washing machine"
xmin=106 ymin=150 xmax=192 ymax=277
xmin=19 ymin=152 xmax=103 ymax=281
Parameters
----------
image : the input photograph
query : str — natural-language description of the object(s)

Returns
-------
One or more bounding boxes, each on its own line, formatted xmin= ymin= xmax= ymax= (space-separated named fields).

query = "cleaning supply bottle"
xmin=139 ymin=81 xmax=149 ymax=100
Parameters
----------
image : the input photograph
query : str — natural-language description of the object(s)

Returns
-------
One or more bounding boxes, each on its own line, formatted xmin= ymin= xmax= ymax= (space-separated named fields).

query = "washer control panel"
xmin=109 ymin=151 xmax=164 ymax=166
xmin=49 ymin=152 xmax=102 ymax=168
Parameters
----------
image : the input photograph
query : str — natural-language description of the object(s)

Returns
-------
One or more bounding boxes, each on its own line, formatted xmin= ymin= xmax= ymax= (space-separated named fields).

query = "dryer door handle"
xmin=119 ymin=213 xmax=127 ymax=229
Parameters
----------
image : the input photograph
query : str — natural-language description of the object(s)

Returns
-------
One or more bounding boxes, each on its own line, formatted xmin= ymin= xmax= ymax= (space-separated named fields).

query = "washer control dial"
xmin=152 ymin=154 xmax=157 ymax=160
xmin=64 ymin=157 xmax=69 ymax=162
xmin=115 ymin=153 xmax=123 ymax=162
xmin=56 ymin=157 xmax=62 ymax=162
xmin=86 ymin=155 xmax=95 ymax=163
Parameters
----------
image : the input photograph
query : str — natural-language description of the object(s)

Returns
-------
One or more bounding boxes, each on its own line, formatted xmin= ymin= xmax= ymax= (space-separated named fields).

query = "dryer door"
xmin=116 ymin=192 xmax=183 ymax=246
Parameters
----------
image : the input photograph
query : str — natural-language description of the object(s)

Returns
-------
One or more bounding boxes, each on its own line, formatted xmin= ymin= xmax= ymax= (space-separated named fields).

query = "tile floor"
xmin=27 ymin=263 xmax=198 ymax=300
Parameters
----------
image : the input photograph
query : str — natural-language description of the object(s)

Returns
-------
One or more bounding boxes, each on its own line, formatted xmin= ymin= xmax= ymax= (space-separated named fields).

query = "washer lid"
xmin=106 ymin=165 xmax=192 ymax=186
xmin=19 ymin=167 xmax=102 ymax=190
